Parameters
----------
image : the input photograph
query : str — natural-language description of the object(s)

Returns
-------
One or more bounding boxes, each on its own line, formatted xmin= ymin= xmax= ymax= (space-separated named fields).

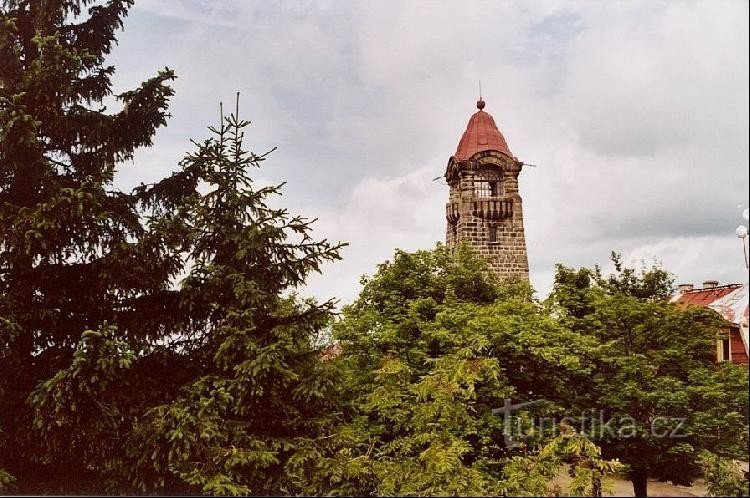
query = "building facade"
xmin=673 ymin=281 xmax=749 ymax=364
xmin=444 ymin=99 xmax=529 ymax=279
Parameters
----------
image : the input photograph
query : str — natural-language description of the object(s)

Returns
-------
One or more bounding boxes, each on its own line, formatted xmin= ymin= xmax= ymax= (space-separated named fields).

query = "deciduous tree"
xmin=547 ymin=254 xmax=749 ymax=497
xmin=308 ymin=245 xmax=620 ymax=496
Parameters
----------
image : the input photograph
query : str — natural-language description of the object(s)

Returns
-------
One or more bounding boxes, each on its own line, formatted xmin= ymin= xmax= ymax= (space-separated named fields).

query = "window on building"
xmin=474 ymin=168 xmax=503 ymax=197
xmin=488 ymin=225 xmax=498 ymax=243
xmin=720 ymin=338 xmax=731 ymax=362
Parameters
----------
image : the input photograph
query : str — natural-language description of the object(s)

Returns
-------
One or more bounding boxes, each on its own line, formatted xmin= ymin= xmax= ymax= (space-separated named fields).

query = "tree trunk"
xmin=630 ymin=468 xmax=649 ymax=497
xmin=592 ymin=474 xmax=602 ymax=497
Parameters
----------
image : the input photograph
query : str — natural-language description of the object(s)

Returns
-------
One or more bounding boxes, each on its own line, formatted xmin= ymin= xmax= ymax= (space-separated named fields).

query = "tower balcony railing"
xmin=446 ymin=202 xmax=460 ymax=223
xmin=472 ymin=199 xmax=513 ymax=220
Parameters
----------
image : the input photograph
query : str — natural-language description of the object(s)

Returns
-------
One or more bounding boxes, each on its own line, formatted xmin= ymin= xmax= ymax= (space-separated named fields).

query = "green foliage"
xmin=0 ymin=0 xmax=178 ymax=491
xmin=324 ymin=339 xmax=509 ymax=496
xmin=699 ymin=451 xmax=750 ymax=497
xmin=308 ymin=262 xmax=513 ymax=495
xmin=304 ymin=245 xmax=618 ymax=496
xmin=351 ymin=243 xmax=502 ymax=319
xmin=500 ymin=429 xmax=625 ymax=497
xmin=121 ymin=108 xmax=344 ymax=495
xmin=0 ymin=469 xmax=14 ymax=493
xmin=593 ymin=252 xmax=675 ymax=300
xmin=1 ymin=2 xmax=745 ymax=496
xmin=548 ymin=254 xmax=749 ymax=495
xmin=0 ymin=1 xmax=343 ymax=493
xmin=28 ymin=326 xmax=134 ymax=480
xmin=335 ymin=244 xmax=592 ymax=403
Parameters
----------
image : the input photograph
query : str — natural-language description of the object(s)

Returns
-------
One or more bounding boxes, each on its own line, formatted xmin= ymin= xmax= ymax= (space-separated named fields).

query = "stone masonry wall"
xmin=445 ymin=151 xmax=529 ymax=280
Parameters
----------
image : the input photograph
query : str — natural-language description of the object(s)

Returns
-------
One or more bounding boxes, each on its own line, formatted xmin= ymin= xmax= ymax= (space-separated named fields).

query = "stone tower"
xmin=444 ymin=99 xmax=529 ymax=279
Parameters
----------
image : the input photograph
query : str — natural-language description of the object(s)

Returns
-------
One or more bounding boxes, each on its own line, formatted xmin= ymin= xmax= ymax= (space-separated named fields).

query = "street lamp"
xmin=738 ymin=207 xmax=749 ymax=270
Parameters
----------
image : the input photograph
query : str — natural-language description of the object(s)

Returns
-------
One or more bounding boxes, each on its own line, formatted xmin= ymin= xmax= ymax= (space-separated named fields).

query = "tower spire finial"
xmin=477 ymin=80 xmax=485 ymax=110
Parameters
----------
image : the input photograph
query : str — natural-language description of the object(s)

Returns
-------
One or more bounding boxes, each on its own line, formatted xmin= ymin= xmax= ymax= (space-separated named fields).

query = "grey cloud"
xmin=107 ymin=0 xmax=747 ymax=302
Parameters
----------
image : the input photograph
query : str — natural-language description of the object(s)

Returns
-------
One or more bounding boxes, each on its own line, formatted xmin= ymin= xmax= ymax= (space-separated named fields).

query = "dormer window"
xmin=474 ymin=167 xmax=503 ymax=197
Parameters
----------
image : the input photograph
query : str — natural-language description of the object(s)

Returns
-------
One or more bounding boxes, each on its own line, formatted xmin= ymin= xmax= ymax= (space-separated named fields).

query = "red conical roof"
xmin=454 ymin=99 xmax=512 ymax=160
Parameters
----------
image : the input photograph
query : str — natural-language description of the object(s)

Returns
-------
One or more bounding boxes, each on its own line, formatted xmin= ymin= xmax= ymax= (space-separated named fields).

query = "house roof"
xmin=673 ymin=283 xmax=749 ymax=356
xmin=707 ymin=284 xmax=750 ymax=325
xmin=319 ymin=343 xmax=342 ymax=361
xmin=673 ymin=285 xmax=742 ymax=309
xmin=454 ymin=100 xmax=513 ymax=161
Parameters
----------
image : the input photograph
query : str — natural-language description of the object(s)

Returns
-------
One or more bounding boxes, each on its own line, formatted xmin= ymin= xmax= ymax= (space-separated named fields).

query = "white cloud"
xmin=301 ymin=163 xmax=445 ymax=304
xmin=108 ymin=0 xmax=748 ymax=304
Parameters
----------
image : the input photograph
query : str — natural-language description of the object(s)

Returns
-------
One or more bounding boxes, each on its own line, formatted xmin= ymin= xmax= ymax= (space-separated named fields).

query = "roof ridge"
xmin=683 ymin=283 xmax=744 ymax=293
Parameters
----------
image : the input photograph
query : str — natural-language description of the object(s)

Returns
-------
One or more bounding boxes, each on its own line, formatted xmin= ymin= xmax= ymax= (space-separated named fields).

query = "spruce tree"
xmin=1 ymin=1 xmax=345 ymax=493
xmin=0 ymin=0 xmax=176 ymax=490
xmin=122 ymin=100 xmax=345 ymax=495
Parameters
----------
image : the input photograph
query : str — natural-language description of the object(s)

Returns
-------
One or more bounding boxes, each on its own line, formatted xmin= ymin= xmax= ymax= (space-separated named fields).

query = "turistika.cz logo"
xmin=492 ymin=398 xmax=688 ymax=447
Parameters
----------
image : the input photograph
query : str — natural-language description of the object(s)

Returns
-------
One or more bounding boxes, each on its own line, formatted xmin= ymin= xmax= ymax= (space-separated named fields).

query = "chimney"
xmin=677 ymin=283 xmax=694 ymax=293
xmin=703 ymin=280 xmax=719 ymax=289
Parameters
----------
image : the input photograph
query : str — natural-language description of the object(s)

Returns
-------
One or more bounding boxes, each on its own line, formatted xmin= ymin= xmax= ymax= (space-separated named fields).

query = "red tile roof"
xmin=454 ymin=100 xmax=512 ymax=161
xmin=673 ymin=284 xmax=749 ymax=362
xmin=674 ymin=285 xmax=742 ymax=309
xmin=319 ymin=343 xmax=342 ymax=361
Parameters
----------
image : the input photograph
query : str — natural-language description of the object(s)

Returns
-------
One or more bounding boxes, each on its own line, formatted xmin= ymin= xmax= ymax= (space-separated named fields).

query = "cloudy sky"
xmin=108 ymin=0 xmax=749 ymax=305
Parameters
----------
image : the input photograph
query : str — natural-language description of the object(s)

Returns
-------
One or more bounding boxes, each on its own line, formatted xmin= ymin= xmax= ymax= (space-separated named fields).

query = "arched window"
xmin=474 ymin=167 xmax=503 ymax=197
